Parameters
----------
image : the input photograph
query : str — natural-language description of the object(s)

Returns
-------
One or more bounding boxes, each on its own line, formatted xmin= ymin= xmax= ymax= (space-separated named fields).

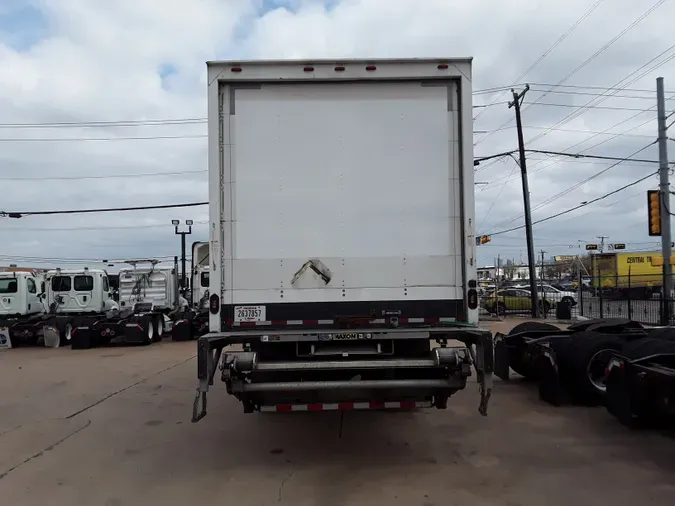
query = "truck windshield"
xmin=51 ymin=276 xmax=71 ymax=292
xmin=200 ymin=271 xmax=209 ymax=287
xmin=0 ymin=278 xmax=18 ymax=294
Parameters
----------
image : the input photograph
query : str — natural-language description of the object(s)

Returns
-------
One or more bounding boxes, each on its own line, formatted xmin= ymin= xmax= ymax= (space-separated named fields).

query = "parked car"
xmin=482 ymin=288 xmax=554 ymax=316
xmin=513 ymin=283 xmax=577 ymax=306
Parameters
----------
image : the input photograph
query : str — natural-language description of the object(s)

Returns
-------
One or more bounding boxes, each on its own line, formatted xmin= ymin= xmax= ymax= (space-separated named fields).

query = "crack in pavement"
xmin=278 ymin=470 xmax=295 ymax=503
xmin=0 ymin=355 xmax=197 ymax=481
xmin=0 ymin=420 xmax=92 ymax=481
xmin=66 ymin=354 xmax=196 ymax=419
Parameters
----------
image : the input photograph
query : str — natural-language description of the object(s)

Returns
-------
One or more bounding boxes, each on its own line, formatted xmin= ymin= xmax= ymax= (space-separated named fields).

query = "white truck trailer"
xmin=192 ymin=58 xmax=493 ymax=421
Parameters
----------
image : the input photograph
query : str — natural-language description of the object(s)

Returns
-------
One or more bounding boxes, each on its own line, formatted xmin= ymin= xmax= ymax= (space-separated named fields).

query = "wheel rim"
xmin=586 ymin=349 xmax=614 ymax=393
xmin=65 ymin=323 xmax=72 ymax=341
xmin=147 ymin=321 xmax=154 ymax=341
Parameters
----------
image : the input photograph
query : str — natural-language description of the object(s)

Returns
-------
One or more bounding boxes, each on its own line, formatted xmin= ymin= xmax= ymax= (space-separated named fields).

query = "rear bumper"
xmin=192 ymin=325 xmax=493 ymax=421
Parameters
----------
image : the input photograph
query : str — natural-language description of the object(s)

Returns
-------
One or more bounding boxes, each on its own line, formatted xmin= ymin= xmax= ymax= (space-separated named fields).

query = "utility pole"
xmin=540 ymin=250 xmax=546 ymax=282
xmin=596 ymin=236 xmax=609 ymax=253
xmin=509 ymin=84 xmax=539 ymax=318
xmin=657 ymin=77 xmax=673 ymax=322
xmin=496 ymin=254 xmax=501 ymax=292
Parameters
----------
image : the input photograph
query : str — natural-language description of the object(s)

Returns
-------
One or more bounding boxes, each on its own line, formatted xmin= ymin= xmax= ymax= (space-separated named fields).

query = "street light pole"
xmin=172 ymin=219 xmax=193 ymax=296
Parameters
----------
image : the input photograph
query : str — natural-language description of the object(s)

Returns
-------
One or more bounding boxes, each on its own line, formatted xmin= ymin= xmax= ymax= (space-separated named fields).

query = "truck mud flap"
xmin=171 ymin=319 xmax=192 ymax=342
xmin=43 ymin=325 xmax=61 ymax=348
xmin=71 ymin=326 xmax=93 ymax=350
xmin=473 ymin=331 xmax=494 ymax=416
xmin=493 ymin=332 xmax=511 ymax=382
xmin=192 ymin=334 xmax=228 ymax=422
xmin=535 ymin=345 xmax=568 ymax=406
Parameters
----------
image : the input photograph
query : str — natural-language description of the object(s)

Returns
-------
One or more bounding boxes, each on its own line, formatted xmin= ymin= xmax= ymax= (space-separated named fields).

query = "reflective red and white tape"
xmin=260 ymin=401 xmax=432 ymax=412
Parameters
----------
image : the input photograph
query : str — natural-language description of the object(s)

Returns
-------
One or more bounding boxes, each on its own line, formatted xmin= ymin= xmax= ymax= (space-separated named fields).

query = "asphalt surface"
xmin=1 ymin=320 xmax=674 ymax=506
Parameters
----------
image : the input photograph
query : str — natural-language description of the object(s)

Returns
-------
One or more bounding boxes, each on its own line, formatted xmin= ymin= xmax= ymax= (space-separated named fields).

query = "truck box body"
xmin=207 ymin=58 xmax=477 ymax=331
xmin=592 ymin=252 xmax=665 ymax=294
xmin=195 ymin=58 xmax=492 ymax=419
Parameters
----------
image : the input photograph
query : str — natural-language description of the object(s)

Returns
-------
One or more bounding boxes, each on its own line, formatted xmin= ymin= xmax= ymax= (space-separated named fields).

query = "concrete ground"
xmin=1 ymin=319 xmax=674 ymax=506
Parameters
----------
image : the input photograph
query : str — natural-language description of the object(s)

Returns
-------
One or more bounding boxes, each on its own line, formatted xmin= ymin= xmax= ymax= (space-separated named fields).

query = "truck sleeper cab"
xmin=193 ymin=58 xmax=492 ymax=421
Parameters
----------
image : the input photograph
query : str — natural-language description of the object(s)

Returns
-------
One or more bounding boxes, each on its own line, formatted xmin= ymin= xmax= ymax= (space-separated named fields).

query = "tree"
xmin=503 ymin=259 xmax=516 ymax=280
xmin=569 ymin=255 xmax=593 ymax=278
xmin=545 ymin=263 xmax=566 ymax=280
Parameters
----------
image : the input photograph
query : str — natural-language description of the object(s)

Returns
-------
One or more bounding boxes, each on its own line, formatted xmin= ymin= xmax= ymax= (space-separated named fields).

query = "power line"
xmin=0 ymin=134 xmax=206 ymax=142
xmin=0 ymin=201 xmax=208 ymax=218
xmin=528 ymin=82 xmax=675 ymax=94
xmin=526 ymin=88 xmax=670 ymax=100
xmin=486 ymin=142 xmax=657 ymax=230
xmin=494 ymin=125 xmax=654 ymax=138
xmin=484 ymin=171 xmax=658 ymax=236
xmin=522 ymin=0 xmax=667 ymax=113
xmin=0 ymin=254 xmax=182 ymax=264
xmin=0 ymin=169 xmax=207 ymax=181
xmin=530 ymin=102 xmax=674 ymax=113
xmin=523 ymin=44 xmax=675 ymax=148
xmin=472 ymin=0 xmax=606 ymax=122
xmin=0 ymin=118 xmax=207 ymax=129
xmin=474 ymin=147 xmax=662 ymax=165
xmin=474 ymin=1 xmax=666 ymax=147
xmin=477 ymin=154 xmax=519 ymax=229
xmin=0 ymin=221 xmax=209 ymax=232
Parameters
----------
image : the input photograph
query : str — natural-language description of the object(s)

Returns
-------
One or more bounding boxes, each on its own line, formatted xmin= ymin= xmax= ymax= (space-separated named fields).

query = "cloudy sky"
xmin=0 ymin=0 xmax=673 ymax=271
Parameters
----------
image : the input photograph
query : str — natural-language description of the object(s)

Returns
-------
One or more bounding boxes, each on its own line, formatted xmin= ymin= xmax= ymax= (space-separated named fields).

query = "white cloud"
xmin=0 ymin=0 xmax=673 ymax=269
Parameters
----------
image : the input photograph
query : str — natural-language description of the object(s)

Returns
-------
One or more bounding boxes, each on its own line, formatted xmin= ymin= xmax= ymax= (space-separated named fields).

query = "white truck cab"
xmin=46 ymin=267 xmax=114 ymax=314
xmin=191 ymin=241 xmax=210 ymax=309
xmin=0 ymin=271 xmax=45 ymax=317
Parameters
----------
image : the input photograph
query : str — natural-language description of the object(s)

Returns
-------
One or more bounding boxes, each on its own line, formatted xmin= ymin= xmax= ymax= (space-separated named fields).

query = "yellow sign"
xmin=554 ymin=255 xmax=575 ymax=262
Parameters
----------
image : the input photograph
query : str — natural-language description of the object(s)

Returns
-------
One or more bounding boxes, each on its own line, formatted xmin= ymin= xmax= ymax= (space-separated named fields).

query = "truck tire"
xmin=142 ymin=316 xmax=154 ymax=345
xmin=507 ymin=322 xmax=559 ymax=378
xmin=59 ymin=322 xmax=73 ymax=347
xmin=153 ymin=315 xmax=163 ymax=342
xmin=566 ymin=331 xmax=624 ymax=402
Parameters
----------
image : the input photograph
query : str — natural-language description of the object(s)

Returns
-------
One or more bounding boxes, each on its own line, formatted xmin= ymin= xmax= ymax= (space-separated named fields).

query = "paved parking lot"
xmin=1 ymin=320 xmax=674 ymax=506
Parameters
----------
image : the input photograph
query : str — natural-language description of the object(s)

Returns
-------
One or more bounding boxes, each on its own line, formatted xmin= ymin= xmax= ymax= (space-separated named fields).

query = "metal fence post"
xmin=598 ymin=266 xmax=605 ymax=318
xmin=627 ymin=271 xmax=633 ymax=321
xmin=578 ymin=270 xmax=584 ymax=317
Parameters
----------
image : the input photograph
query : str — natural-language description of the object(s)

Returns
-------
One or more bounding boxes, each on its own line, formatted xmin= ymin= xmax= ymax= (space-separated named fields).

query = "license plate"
xmin=234 ymin=305 xmax=266 ymax=322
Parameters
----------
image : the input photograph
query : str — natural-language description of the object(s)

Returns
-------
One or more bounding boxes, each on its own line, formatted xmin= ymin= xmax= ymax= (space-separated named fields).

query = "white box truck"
xmin=192 ymin=58 xmax=493 ymax=421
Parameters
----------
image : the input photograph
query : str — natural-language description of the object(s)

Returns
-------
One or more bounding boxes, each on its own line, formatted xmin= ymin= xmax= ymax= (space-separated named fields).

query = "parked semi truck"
xmin=170 ymin=242 xmax=211 ymax=341
xmin=192 ymin=58 xmax=493 ymax=421
xmin=190 ymin=241 xmax=210 ymax=309
xmin=68 ymin=260 xmax=193 ymax=348
xmin=0 ymin=268 xmax=114 ymax=347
